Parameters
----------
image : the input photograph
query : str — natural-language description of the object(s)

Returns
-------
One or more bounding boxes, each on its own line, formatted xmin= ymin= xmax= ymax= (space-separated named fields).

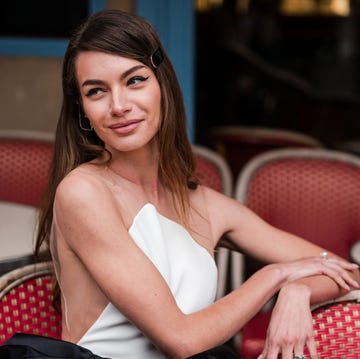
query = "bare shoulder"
xmin=55 ymin=164 xmax=113 ymax=208
xmin=193 ymin=184 xmax=243 ymax=214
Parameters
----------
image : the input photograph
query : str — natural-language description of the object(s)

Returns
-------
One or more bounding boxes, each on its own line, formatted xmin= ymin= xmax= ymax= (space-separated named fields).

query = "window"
xmin=0 ymin=0 xmax=106 ymax=57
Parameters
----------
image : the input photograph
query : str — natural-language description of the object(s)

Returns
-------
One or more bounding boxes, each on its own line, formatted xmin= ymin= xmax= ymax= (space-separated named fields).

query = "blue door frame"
xmin=136 ymin=0 xmax=195 ymax=141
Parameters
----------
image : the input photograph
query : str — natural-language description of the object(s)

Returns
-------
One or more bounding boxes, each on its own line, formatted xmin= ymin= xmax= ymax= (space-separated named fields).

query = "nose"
xmin=110 ymin=91 xmax=132 ymax=116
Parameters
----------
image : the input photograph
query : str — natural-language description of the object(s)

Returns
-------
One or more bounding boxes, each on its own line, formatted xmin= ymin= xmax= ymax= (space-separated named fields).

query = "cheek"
xmin=150 ymin=85 xmax=162 ymax=116
xmin=83 ymin=102 xmax=107 ymax=121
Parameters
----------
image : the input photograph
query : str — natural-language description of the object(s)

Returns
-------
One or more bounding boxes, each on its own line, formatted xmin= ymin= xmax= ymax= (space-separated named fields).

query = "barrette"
xmin=150 ymin=47 xmax=164 ymax=68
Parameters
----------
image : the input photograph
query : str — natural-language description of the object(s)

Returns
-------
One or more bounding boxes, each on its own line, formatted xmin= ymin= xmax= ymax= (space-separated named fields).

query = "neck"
xmin=106 ymin=148 xmax=163 ymax=202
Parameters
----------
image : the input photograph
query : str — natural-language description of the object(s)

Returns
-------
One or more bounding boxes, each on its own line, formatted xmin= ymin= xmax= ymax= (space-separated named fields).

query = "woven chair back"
xmin=307 ymin=291 xmax=360 ymax=358
xmin=236 ymin=148 xmax=360 ymax=260
xmin=0 ymin=262 xmax=61 ymax=344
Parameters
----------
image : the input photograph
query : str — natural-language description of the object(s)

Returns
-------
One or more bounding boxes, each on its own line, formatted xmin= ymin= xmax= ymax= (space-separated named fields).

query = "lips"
xmin=109 ymin=119 xmax=143 ymax=135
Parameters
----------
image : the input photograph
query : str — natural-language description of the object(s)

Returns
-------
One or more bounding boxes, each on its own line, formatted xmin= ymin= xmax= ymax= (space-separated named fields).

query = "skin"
xmin=51 ymin=51 xmax=360 ymax=359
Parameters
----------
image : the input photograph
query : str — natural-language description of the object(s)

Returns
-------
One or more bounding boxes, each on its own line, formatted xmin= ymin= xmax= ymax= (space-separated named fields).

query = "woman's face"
xmin=76 ymin=51 xmax=161 ymax=154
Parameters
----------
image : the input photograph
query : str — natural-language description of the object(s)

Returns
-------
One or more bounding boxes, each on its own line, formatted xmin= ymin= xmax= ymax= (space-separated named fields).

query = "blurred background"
xmin=196 ymin=0 xmax=360 ymax=151
xmin=1 ymin=0 xmax=360 ymax=151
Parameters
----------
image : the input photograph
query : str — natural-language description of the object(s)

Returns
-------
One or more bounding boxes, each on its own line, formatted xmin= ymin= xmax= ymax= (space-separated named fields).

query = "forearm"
xmin=162 ymin=264 xmax=286 ymax=358
xmin=291 ymin=267 xmax=360 ymax=304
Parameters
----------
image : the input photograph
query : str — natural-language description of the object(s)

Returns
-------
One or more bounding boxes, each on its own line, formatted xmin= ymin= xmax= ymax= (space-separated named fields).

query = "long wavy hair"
xmin=35 ymin=9 xmax=197 ymax=260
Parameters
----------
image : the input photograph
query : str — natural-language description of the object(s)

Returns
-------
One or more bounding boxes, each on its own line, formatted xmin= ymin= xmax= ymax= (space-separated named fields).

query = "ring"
xmin=294 ymin=354 xmax=306 ymax=359
xmin=320 ymin=251 xmax=329 ymax=260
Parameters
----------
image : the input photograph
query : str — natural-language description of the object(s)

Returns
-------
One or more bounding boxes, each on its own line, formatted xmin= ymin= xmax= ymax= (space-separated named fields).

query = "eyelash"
xmin=84 ymin=76 xmax=150 ymax=97
xmin=127 ymin=75 xmax=149 ymax=86
xmin=85 ymin=88 xmax=103 ymax=97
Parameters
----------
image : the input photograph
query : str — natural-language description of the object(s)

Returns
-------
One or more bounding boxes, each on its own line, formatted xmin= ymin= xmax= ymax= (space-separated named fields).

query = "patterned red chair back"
xmin=233 ymin=148 xmax=360 ymax=358
xmin=0 ymin=132 xmax=54 ymax=207
xmin=0 ymin=262 xmax=61 ymax=345
xmin=237 ymin=148 xmax=360 ymax=259
xmin=306 ymin=291 xmax=360 ymax=358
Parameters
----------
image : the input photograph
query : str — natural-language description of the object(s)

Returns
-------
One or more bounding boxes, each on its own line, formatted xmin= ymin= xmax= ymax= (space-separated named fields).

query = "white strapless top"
xmin=77 ymin=203 xmax=218 ymax=359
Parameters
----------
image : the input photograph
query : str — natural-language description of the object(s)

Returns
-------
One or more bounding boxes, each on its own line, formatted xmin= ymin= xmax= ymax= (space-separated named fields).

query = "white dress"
xmin=76 ymin=203 xmax=218 ymax=358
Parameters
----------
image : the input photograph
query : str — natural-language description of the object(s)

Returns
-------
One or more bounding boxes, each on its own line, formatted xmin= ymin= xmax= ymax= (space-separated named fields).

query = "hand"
xmin=277 ymin=255 xmax=359 ymax=291
xmin=258 ymin=284 xmax=318 ymax=359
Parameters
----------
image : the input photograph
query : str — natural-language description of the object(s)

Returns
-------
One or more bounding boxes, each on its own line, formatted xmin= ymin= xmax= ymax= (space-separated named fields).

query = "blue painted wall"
xmin=136 ymin=0 xmax=195 ymax=141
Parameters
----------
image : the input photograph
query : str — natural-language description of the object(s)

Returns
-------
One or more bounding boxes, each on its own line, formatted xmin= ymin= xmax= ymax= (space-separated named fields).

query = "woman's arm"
xmin=204 ymin=187 xmax=360 ymax=300
xmin=203 ymin=187 xmax=359 ymax=359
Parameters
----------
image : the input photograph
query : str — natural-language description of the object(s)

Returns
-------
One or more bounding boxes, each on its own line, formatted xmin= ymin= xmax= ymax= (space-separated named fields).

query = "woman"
xmin=36 ymin=9 xmax=359 ymax=359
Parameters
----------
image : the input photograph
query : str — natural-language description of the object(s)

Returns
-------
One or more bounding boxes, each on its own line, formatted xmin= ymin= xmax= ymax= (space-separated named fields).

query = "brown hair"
xmin=35 ymin=9 xmax=197 ymax=259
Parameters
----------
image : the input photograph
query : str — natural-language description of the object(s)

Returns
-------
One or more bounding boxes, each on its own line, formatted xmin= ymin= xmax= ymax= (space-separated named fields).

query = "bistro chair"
xmin=0 ymin=130 xmax=54 ymax=207
xmin=0 ymin=130 xmax=54 ymax=275
xmin=307 ymin=290 xmax=360 ymax=358
xmin=206 ymin=126 xmax=322 ymax=179
xmin=232 ymin=148 xmax=360 ymax=358
xmin=0 ymin=261 xmax=61 ymax=345
xmin=192 ymin=145 xmax=233 ymax=299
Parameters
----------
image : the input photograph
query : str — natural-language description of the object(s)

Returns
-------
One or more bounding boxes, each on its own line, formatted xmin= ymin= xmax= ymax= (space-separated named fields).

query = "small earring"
xmin=78 ymin=107 xmax=93 ymax=131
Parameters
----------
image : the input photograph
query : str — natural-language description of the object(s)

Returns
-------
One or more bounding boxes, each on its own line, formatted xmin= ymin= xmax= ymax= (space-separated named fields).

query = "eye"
xmin=127 ymin=76 xmax=149 ymax=86
xmin=85 ymin=88 xmax=104 ymax=97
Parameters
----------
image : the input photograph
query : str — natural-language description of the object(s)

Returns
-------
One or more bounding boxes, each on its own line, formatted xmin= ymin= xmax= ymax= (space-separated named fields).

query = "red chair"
xmin=0 ymin=262 xmax=61 ymax=345
xmin=0 ymin=131 xmax=54 ymax=274
xmin=0 ymin=130 xmax=54 ymax=207
xmin=206 ymin=126 xmax=322 ymax=179
xmin=232 ymin=148 xmax=360 ymax=358
xmin=307 ymin=290 xmax=360 ymax=358
xmin=193 ymin=145 xmax=233 ymax=299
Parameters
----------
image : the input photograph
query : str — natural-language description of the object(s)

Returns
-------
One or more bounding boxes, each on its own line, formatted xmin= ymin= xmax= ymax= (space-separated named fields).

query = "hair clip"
xmin=150 ymin=48 xmax=164 ymax=68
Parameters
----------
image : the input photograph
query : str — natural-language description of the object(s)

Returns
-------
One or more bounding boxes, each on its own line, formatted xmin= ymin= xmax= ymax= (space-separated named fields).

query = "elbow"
xmin=159 ymin=332 xmax=208 ymax=359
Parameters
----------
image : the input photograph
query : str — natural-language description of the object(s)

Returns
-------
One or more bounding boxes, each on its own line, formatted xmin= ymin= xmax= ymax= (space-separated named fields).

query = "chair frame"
xmin=192 ymin=144 xmax=233 ymax=299
xmin=236 ymin=147 xmax=360 ymax=201
xmin=0 ymin=261 xmax=54 ymax=296
xmin=192 ymin=144 xmax=233 ymax=197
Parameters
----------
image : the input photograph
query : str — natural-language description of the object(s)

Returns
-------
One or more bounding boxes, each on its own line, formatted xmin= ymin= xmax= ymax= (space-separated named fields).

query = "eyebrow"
xmin=81 ymin=65 xmax=146 ymax=87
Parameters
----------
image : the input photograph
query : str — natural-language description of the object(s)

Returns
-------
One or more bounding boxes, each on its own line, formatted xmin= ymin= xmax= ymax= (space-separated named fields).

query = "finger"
xmin=340 ymin=261 xmax=359 ymax=271
xmin=321 ymin=257 xmax=359 ymax=274
xmin=320 ymin=261 xmax=359 ymax=290
xmin=258 ymin=338 xmax=268 ymax=359
xmin=293 ymin=344 xmax=305 ymax=359
xmin=322 ymin=269 xmax=351 ymax=291
xmin=318 ymin=259 xmax=358 ymax=288
xmin=266 ymin=344 xmax=280 ymax=359
xmin=306 ymin=337 xmax=318 ymax=359
xmin=281 ymin=345 xmax=294 ymax=359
